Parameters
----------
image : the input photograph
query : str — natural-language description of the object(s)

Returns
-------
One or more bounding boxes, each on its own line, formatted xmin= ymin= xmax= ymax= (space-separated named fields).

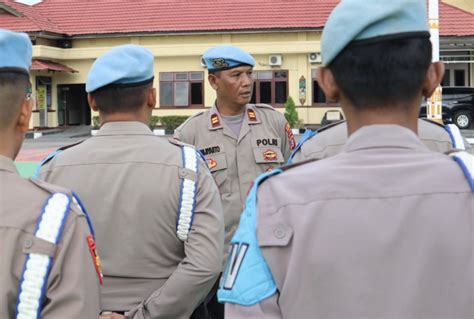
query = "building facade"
xmin=0 ymin=0 xmax=473 ymax=128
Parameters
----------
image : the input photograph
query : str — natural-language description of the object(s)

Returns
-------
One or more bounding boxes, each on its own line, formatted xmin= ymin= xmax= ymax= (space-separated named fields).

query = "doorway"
xmin=57 ymin=84 xmax=90 ymax=126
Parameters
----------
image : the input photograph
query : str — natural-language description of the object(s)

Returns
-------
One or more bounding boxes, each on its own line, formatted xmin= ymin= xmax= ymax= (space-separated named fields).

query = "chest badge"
xmin=263 ymin=149 xmax=278 ymax=161
xmin=207 ymin=158 xmax=218 ymax=169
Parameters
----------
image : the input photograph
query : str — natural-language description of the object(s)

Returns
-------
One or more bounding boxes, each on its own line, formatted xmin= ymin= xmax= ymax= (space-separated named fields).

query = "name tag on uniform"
xmin=199 ymin=144 xmax=227 ymax=172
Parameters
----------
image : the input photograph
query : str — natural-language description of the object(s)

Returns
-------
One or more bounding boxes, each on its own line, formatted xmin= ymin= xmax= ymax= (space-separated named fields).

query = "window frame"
xmin=159 ymin=71 xmax=205 ymax=108
xmin=251 ymin=70 xmax=289 ymax=106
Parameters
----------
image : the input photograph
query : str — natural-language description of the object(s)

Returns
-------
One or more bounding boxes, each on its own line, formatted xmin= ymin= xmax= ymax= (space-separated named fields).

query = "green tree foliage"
xmin=284 ymin=96 xmax=299 ymax=128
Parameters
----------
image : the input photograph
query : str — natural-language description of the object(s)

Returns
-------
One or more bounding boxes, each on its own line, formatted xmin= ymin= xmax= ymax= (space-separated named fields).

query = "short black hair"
xmin=0 ymin=72 xmax=29 ymax=130
xmin=90 ymin=82 xmax=152 ymax=114
xmin=328 ymin=37 xmax=432 ymax=109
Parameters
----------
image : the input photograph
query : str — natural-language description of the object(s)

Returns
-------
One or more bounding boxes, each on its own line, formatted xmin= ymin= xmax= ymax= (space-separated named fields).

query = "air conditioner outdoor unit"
xmin=308 ymin=52 xmax=322 ymax=64
xmin=269 ymin=54 xmax=282 ymax=66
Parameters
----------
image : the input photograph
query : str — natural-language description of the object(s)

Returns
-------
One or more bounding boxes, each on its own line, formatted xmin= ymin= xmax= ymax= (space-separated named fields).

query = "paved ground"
xmin=15 ymin=125 xmax=474 ymax=178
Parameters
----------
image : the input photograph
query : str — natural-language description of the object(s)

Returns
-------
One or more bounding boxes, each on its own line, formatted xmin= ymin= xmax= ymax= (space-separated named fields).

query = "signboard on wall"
xmin=37 ymin=85 xmax=47 ymax=110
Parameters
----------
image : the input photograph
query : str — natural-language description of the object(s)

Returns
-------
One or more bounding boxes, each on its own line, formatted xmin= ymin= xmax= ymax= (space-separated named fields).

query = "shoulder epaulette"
xmin=421 ymin=117 xmax=445 ymax=128
xmin=316 ymin=120 xmax=346 ymax=133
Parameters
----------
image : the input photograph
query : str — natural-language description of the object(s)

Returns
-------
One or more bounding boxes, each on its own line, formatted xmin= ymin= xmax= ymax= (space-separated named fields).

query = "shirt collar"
xmin=0 ymin=155 xmax=18 ymax=175
xmin=95 ymin=121 xmax=154 ymax=136
xmin=344 ymin=124 xmax=429 ymax=153
xmin=207 ymin=104 xmax=261 ymax=130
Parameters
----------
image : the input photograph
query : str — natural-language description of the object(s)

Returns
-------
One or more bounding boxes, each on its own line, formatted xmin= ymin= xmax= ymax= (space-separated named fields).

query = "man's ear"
xmin=208 ymin=73 xmax=219 ymax=90
xmin=17 ymin=98 xmax=33 ymax=134
xmin=147 ymin=88 xmax=157 ymax=109
xmin=422 ymin=61 xmax=445 ymax=98
xmin=88 ymin=93 xmax=99 ymax=112
xmin=316 ymin=67 xmax=340 ymax=103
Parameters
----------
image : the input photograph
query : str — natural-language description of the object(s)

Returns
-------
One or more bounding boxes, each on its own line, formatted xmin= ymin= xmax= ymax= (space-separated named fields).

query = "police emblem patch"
xmin=87 ymin=235 xmax=104 ymax=285
xmin=207 ymin=158 xmax=217 ymax=169
xmin=211 ymin=113 xmax=220 ymax=127
xmin=211 ymin=58 xmax=229 ymax=69
xmin=263 ymin=149 xmax=278 ymax=161
xmin=285 ymin=123 xmax=297 ymax=150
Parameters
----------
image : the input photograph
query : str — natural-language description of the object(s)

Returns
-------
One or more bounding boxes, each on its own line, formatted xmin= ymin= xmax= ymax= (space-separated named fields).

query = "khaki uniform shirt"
xmin=0 ymin=155 xmax=101 ymax=319
xmin=39 ymin=122 xmax=224 ymax=318
xmin=227 ymin=125 xmax=474 ymax=318
xmin=292 ymin=118 xmax=473 ymax=162
xmin=174 ymin=104 xmax=295 ymax=252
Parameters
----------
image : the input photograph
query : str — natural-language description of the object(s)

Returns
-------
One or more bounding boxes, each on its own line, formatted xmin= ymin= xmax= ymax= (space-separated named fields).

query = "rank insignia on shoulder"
xmin=263 ymin=149 xmax=277 ymax=161
xmin=247 ymin=109 xmax=257 ymax=122
xmin=285 ymin=123 xmax=297 ymax=150
xmin=207 ymin=158 xmax=217 ymax=169
xmin=211 ymin=113 xmax=220 ymax=127
xmin=211 ymin=58 xmax=229 ymax=69
xmin=87 ymin=235 xmax=103 ymax=285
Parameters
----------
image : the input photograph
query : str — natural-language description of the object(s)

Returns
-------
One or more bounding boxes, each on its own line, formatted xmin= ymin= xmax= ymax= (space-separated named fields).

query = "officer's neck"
xmin=98 ymin=111 xmax=150 ymax=127
xmin=0 ymin=130 xmax=22 ymax=161
xmin=216 ymin=101 xmax=246 ymax=116
xmin=343 ymin=102 xmax=419 ymax=136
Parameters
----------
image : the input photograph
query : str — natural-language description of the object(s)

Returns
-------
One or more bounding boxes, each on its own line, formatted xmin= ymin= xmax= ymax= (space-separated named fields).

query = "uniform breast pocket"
xmin=204 ymin=152 xmax=229 ymax=193
xmin=252 ymin=137 xmax=284 ymax=165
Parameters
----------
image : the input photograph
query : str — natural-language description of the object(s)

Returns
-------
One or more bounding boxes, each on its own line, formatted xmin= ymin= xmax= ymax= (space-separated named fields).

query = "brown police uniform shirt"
xmin=0 ymin=155 xmax=101 ymax=319
xmin=292 ymin=118 xmax=473 ymax=163
xmin=174 ymin=104 xmax=295 ymax=255
xmin=226 ymin=125 xmax=474 ymax=318
xmin=39 ymin=122 xmax=224 ymax=318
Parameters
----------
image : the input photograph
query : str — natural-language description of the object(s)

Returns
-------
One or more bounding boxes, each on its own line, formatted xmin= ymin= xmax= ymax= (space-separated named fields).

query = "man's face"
xmin=211 ymin=65 xmax=254 ymax=107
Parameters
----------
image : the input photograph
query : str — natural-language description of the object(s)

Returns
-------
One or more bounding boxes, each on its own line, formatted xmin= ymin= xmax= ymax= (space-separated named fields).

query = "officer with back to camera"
xmin=0 ymin=29 xmax=101 ymax=319
xmin=38 ymin=44 xmax=224 ymax=319
xmin=219 ymin=1 xmax=474 ymax=317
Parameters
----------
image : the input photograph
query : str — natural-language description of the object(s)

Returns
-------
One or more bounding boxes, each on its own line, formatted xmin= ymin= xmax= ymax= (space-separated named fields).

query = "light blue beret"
xmin=321 ymin=0 xmax=430 ymax=65
xmin=86 ymin=44 xmax=154 ymax=93
xmin=0 ymin=29 xmax=32 ymax=74
xmin=203 ymin=45 xmax=255 ymax=72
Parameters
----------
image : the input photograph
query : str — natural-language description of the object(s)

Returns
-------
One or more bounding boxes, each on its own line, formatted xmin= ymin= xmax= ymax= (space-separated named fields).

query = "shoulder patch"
xmin=421 ymin=117 xmax=445 ymax=128
xmin=254 ymin=103 xmax=275 ymax=111
xmin=316 ymin=120 xmax=346 ymax=133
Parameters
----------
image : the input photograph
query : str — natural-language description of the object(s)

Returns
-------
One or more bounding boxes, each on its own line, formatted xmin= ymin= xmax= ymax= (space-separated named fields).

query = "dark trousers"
xmin=191 ymin=277 xmax=224 ymax=319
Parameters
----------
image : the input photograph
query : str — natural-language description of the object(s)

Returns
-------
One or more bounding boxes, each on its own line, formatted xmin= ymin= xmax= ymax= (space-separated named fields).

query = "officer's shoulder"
xmin=420 ymin=118 xmax=445 ymax=129
xmin=177 ymin=111 xmax=205 ymax=129
xmin=254 ymin=103 xmax=275 ymax=111
xmin=40 ymin=139 xmax=85 ymax=167
xmin=28 ymin=178 xmax=84 ymax=217
xmin=263 ymin=158 xmax=318 ymax=183
xmin=168 ymin=137 xmax=196 ymax=149
xmin=316 ymin=120 xmax=346 ymax=134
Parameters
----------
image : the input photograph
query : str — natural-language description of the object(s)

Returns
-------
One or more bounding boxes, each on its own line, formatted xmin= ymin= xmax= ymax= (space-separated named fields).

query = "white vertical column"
xmin=427 ymin=0 xmax=443 ymax=122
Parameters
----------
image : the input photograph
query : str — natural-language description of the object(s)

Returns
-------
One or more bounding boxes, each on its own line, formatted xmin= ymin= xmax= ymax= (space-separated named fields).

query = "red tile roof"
xmin=0 ymin=0 xmax=472 ymax=37
xmin=31 ymin=59 xmax=77 ymax=73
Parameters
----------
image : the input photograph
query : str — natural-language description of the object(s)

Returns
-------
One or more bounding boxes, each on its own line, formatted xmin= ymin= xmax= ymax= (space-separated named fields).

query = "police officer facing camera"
xmin=0 ymin=29 xmax=101 ymax=319
xmin=38 ymin=45 xmax=224 ymax=319
xmin=220 ymin=1 xmax=474 ymax=317
xmin=174 ymin=44 xmax=296 ymax=318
